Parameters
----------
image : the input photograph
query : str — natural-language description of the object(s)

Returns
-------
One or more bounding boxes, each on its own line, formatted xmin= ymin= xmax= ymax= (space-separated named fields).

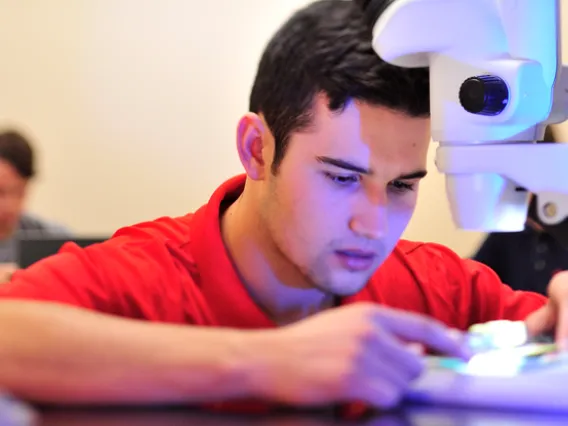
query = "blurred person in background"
xmin=472 ymin=126 xmax=568 ymax=296
xmin=0 ymin=130 xmax=72 ymax=280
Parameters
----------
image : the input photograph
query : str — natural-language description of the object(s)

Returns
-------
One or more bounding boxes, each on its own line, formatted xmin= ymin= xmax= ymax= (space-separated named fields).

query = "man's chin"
xmin=328 ymin=257 xmax=390 ymax=294
xmin=320 ymin=273 xmax=374 ymax=297
xmin=309 ymin=255 xmax=388 ymax=296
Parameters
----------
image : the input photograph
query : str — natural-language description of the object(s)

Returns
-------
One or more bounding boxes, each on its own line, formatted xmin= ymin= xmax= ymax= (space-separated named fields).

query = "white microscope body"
xmin=367 ymin=0 xmax=568 ymax=235
xmin=357 ymin=2 xmax=568 ymax=409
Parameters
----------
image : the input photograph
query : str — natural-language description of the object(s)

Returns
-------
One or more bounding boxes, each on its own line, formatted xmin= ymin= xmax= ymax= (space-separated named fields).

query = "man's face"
xmin=258 ymin=96 xmax=430 ymax=296
xmin=0 ymin=159 xmax=28 ymax=238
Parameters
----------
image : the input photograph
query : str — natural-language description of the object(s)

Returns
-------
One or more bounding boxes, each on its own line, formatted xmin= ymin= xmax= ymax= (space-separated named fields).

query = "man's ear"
xmin=236 ymin=113 xmax=270 ymax=181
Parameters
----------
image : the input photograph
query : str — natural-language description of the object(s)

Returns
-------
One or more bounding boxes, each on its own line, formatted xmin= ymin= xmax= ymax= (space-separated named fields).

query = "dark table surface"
xmin=3 ymin=403 xmax=566 ymax=426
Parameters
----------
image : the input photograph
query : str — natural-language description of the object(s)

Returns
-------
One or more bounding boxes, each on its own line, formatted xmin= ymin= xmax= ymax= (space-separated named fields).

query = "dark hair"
xmin=542 ymin=126 xmax=557 ymax=143
xmin=249 ymin=0 xmax=429 ymax=172
xmin=0 ymin=130 xmax=35 ymax=179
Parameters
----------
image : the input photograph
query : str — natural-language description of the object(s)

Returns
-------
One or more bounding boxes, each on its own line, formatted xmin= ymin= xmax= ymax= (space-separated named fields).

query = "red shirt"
xmin=0 ymin=175 xmax=546 ymax=329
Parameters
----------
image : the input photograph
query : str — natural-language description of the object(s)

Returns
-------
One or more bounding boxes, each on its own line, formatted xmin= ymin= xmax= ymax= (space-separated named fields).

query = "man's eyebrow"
xmin=316 ymin=156 xmax=371 ymax=174
xmin=395 ymin=170 xmax=428 ymax=180
xmin=317 ymin=156 xmax=428 ymax=180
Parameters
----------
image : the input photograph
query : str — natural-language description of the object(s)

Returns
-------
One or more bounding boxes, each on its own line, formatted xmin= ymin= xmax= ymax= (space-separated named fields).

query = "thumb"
xmin=525 ymin=303 xmax=556 ymax=338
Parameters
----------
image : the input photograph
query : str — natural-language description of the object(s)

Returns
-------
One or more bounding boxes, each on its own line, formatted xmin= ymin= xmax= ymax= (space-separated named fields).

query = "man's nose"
xmin=349 ymin=192 xmax=388 ymax=240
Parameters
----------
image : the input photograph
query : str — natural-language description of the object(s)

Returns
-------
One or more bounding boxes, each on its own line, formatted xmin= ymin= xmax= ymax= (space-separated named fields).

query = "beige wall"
xmin=1 ymin=1 xmax=567 ymax=257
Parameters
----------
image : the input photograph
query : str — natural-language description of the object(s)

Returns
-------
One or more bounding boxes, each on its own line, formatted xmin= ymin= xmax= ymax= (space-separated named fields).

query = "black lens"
xmin=459 ymin=78 xmax=486 ymax=113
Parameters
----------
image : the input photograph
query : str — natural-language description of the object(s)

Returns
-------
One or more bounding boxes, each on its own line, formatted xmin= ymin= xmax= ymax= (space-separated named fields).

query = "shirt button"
xmin=535 ymin=260 xmax=546 ymax=270
xmin=536 ymin=244 xmax=548 ymax=253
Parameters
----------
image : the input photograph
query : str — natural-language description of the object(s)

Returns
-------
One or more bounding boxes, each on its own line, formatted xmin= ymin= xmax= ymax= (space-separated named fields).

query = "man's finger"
xmin=374 ymin=309 xmax=470 ymax=359
xmin=554 ymin=301 xmax=568 ymax=348
xmin=366 ymin=328 xmax=425 ymax=379
xmin=544 ymin=272 xmax=568 ymax=347
xmin=525 ymin=304 xmax=556 ymax=338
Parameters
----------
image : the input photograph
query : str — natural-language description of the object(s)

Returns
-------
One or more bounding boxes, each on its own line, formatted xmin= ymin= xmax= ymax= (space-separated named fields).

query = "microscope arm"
xmin=437 ymin=143 xmax=568 ymax=243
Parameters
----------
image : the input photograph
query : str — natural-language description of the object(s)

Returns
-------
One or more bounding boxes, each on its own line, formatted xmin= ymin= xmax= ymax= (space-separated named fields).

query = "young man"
xmin=0 ymin=0 xmax=563 ymax=410
xmin=0 ymin=130 xmax=72 ymax=280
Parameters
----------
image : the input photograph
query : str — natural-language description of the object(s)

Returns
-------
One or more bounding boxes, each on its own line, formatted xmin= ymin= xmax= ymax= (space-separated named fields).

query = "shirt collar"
xmin=190 ymin=175 xmax=275 ymax=329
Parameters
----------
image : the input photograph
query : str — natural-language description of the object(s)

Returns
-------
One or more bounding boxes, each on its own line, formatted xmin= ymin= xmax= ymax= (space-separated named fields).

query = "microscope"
xmin=354 ymin=0 xmax=568 ymax=386
xmin=352 ymin=2 xmax=568 ymax=407
xmin=358 ymin=0 xmax=568 ymax=245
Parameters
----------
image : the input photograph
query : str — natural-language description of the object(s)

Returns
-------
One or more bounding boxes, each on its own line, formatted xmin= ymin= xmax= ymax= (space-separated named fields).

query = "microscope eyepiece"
xmin=459 ymin=75 xmax=509 ymax=116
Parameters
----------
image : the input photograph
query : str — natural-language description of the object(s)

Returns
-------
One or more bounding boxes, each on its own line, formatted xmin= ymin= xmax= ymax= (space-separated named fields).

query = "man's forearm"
xmin=0 ymin=300 xmax=257 ymax=404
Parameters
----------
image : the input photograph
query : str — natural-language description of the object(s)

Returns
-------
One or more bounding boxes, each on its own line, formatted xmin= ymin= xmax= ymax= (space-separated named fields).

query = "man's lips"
xmin=335 ymin=249 xmax=378 ymax=272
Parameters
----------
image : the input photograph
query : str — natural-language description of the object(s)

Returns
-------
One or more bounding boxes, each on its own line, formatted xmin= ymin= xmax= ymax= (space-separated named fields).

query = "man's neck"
xmin=220 ymin=190 xmax=335 ymax=326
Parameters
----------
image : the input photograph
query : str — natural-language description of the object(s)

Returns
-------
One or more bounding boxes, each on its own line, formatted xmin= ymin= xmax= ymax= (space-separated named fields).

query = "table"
xmin=5 ymin=404 xmax=565 ymax=426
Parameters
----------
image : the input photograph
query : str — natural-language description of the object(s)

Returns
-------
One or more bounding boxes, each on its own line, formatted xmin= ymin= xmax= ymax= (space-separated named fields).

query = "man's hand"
xmin=0 ymin=264 xmax=17 ymax=283
xmin=246 ymin=303 xmax=469 ymax=409
xmin=525 ymin=271 xmax=568 ymax=347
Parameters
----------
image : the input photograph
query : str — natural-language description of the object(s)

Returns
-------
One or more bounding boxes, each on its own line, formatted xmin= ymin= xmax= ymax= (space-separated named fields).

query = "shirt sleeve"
xmin=411 ymin=242 xmax=547 ymax=329
xmin=0 ymin=232 xmax=190 ymax=322
xmin=19 ymin=214 xmax=74 ymax=238
xmin=460 ymin=256 xmax=547 ymax=325
xmin=42 ymin=222 xmax=75 ymax=238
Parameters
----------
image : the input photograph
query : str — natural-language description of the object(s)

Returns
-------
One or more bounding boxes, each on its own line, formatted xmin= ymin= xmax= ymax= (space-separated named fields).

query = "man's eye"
xmin=389 ymin=180 xmax=415 ymax=193
xmin=325 ymin=172 xmax=361 ymax=187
